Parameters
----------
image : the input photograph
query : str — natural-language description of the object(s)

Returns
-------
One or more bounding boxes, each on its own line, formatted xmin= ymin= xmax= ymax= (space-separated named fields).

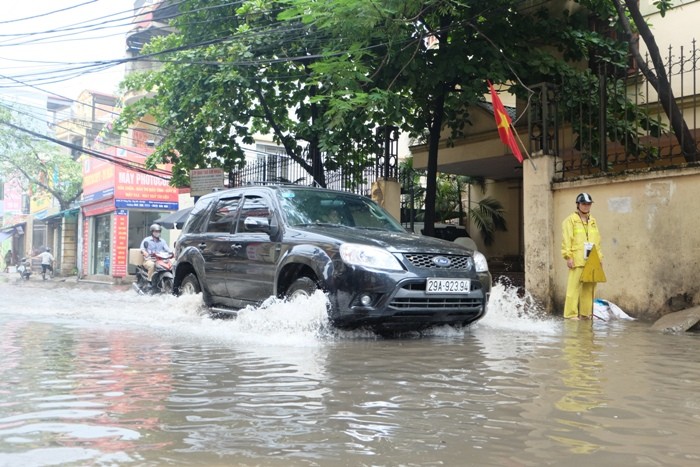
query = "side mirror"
xmin=244 ymin=216 xmax=273 ymax=234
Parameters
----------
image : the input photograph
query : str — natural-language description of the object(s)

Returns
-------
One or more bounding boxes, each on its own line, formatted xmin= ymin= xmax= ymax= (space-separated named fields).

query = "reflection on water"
xmin=551 ymin=322 xmax=604 ymax=454
xmin=0 ymin=282 xmax=699 ymax=466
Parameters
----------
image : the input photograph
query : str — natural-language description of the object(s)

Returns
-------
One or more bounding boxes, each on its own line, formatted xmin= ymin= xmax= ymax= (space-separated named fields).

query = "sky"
xmin=0 ymin=0 xmax=134 ymax=110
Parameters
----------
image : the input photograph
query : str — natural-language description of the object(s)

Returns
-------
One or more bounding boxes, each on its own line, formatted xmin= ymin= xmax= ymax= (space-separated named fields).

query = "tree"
xmin=119 ymin=0 xmax=681 ymax=235
xmin=281 ymin=0 xmax=636 ymax=235
xmin=608 ymin=0 xmax=697 ymax=161
xmin=0 ymin=108 xmax=82 ymax=211
xmin=117 ymin=0 xmax=382 ymax=188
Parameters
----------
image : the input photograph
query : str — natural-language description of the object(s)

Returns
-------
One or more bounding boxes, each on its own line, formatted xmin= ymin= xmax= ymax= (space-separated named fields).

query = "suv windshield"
xmin=277 ymin=188 xmax=405 ymax=232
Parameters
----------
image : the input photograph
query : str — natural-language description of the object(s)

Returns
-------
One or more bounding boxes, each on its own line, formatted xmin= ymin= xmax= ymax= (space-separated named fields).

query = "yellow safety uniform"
xmin=561 ymin=211 xmax=603 ymax=319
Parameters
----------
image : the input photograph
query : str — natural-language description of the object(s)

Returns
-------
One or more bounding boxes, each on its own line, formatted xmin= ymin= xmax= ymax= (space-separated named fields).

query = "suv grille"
xmin=389 ymin=297 xmax=483 ymax=310
xmin=403 ymin=254 xmax=473 ymax=270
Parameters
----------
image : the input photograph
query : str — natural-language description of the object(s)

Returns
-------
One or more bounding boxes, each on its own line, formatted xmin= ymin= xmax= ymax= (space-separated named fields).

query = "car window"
xmin=182 ymin=197 xmax=214 ymax=234
xmin=278 ymin=190 xmax=317 ymax=225
xmin=206 ymin=197 xmax=242 ymax=233
xmin=236 ymin=196 xmax=272 ymax=233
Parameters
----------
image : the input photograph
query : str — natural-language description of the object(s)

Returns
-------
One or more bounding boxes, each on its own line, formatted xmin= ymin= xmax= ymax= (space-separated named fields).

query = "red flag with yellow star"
xmin=488 ymin=81 xmax=523 ymax=163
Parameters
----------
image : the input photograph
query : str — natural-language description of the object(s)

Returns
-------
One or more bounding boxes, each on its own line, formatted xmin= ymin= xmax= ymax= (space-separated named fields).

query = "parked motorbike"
xmin=133 ymin=251 xmax=174 ymax=295
xmin=17 ymin=257 xmax=32 ymax=280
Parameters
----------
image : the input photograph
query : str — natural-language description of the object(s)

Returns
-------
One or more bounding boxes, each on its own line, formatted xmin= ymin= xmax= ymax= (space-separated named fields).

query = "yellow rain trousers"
xmin=564 ymin=266 xmax=596 ymax=319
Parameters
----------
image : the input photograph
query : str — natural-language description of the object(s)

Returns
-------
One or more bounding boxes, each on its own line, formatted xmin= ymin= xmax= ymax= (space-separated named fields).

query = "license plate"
xmin=426 ymin=278 xmax=471 ymax=294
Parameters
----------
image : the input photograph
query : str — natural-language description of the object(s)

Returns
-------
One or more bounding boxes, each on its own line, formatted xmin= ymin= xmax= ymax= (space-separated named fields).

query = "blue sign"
xmin=115 ymin=199 xmax=179 ymax=210
xmin=82 ymin=188 xmax=115 ymax=204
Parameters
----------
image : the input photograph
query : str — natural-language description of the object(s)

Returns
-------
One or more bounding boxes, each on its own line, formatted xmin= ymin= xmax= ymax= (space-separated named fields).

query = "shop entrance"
xmin=92 ymin=214 xmax=111 ymax=275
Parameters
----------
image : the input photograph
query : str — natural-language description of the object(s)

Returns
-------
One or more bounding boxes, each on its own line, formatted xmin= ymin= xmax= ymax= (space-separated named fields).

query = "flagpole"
xmin=511 ymin=123 xmax=537 ymax=171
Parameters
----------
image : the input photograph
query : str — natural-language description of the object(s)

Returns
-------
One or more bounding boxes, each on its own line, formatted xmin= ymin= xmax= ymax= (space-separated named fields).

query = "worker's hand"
xmin=566 ymin=258 xmax=574 ymax=269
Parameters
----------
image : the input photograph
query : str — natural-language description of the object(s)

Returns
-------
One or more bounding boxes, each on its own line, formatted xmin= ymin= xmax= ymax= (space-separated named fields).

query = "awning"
xmin=0 ymin=222 xmax=26 ymax=242
xmin=40 ymin=208 xmax=80 ymax=223
xmin=155 ymin=207 xmax=193 ymax=229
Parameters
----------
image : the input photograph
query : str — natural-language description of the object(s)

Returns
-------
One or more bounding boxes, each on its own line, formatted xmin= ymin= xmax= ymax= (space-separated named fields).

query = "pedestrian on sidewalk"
xmin=3 ymin=249 xmax=12 ymax=272
xmin=561 ymin=192 xmax=603 ymax=320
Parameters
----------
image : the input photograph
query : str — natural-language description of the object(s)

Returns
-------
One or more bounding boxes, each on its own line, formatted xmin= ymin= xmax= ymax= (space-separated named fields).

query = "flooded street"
xmin=0 ymin=281 xmax=699 ymax=466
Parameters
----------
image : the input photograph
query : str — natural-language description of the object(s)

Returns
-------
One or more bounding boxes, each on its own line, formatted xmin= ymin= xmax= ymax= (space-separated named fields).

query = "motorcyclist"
xmin=140 ymin=223 xmax=173 ymax=282
xmin=36 ymin=247 xmax=55 ymax=280
xmin=17 ymin=257 xmax=31 ymax=280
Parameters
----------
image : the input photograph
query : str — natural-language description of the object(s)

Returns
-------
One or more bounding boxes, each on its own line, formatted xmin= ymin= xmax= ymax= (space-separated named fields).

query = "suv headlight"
xmin=473 ymin=251 xmax=489 ymax=272
xmin=340 ymin=244 xmax=404 ymax=271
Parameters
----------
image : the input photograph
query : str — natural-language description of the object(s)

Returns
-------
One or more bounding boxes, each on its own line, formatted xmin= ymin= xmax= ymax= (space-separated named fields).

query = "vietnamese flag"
xmin=488 ymin=81 xmax=523 ymax=163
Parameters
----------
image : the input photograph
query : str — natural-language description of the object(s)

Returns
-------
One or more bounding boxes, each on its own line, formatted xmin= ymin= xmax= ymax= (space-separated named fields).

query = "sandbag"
xmin=593 ymin=299 xmax=635 ymax=321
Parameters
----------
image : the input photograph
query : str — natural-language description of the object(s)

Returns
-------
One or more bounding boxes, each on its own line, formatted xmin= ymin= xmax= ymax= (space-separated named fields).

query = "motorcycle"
xmin=17 ymin=257 xmax=32 ymax=281
xmin=133 ymin=251 xmax=174 ymax=295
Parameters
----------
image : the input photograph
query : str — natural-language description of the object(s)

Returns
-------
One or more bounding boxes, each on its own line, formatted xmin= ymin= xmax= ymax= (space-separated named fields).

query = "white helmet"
xmin=150 ymin=223 xmax=162 ymax=233
xmin=575 ymin=192 xmax=593 ymax=204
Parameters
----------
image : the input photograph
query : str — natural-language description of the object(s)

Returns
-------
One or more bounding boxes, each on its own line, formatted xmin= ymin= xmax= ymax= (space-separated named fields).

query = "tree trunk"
xmin=423 ymin=89 xmax=446 ymax=237
xmin=309 ymin=96 xmax=326 ymax=188
xmin=614 ymin=0 xmax=697 ymax=161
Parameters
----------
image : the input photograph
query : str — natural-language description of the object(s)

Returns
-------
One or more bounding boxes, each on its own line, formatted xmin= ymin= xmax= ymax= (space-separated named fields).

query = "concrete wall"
xmin=60 ymin=216 xmax=78 ymax=275
xmin=525 ymin=154 xmax=700 ymax=320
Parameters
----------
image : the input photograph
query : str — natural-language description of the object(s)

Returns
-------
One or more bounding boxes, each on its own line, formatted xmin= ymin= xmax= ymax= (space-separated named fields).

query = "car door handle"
xmin=231 ymin=244 xmax=242 ymax=250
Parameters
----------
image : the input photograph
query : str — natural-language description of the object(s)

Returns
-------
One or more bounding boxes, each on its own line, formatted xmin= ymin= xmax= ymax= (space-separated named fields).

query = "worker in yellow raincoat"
xmin=561 ymin=193 xmax=603 ymax=320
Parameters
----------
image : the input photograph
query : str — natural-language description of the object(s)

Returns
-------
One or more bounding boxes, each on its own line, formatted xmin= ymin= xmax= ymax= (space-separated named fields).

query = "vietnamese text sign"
xmin=190 ymin=168 xmax=224 ymax=196
xmin=112 ymin=209 xmax=128 ymax=278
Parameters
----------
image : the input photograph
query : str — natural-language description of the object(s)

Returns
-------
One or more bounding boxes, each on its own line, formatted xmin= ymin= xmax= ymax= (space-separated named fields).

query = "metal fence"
xmin=229 ymin=126 xmax=401 ymax=196
xmin=227 ymin=149 xmax=420 ymax=229
xmin=529 ymin=40 xmax=700 ymax=179
xmin=228 ymin=152 xmax=379 ymax=196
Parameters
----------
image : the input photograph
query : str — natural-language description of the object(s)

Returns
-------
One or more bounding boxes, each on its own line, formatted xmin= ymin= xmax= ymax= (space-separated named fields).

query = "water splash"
xmin=477 ymin=281 xmax=560 ymax=334
xmin=224 ymin=291 xmax=332 ymax=345
xmin=0 ymin=280 xmax=560 ymax=342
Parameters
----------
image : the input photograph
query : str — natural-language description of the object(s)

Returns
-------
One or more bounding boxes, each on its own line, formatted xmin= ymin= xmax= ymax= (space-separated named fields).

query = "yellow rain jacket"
xmin=561 ymin=211 xmax=603 ymax=267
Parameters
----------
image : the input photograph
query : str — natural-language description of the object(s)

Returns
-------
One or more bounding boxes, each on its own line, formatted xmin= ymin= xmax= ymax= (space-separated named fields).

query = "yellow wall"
xmin=525 ymin=154 xmax=700 ymax=320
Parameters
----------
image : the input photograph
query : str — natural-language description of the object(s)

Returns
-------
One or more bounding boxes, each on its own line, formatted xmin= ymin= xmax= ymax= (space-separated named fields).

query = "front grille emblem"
xmin=432 ymin=256 xmax=451 ymax=267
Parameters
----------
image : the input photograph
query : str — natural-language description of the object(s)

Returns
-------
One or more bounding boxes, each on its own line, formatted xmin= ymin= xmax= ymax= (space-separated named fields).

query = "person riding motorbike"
xmin=37 ymin=248 xmax=55 ymax=280
xmin=17 ymin=257 xmax=32 ymax=280
xmin=140 ymin=223 xmax=173 ymax=283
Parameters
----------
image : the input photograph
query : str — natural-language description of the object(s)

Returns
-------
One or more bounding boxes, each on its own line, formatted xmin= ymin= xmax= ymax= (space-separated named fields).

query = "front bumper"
xmin=328 ymin=266 xmax=490 ymax=330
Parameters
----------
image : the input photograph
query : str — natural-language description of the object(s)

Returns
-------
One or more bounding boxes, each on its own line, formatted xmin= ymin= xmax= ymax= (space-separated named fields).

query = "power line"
xmin=0 ymin=0 xmax=100 ymax=25
xmin=0 ymin=118 xmax=172 ymax=180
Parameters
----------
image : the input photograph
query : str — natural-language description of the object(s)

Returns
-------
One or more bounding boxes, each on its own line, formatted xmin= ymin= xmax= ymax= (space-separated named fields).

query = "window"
xmin=206 ymin=197 xmax=242 ymax=233
xmin=236 ymin=196 xmax=271 ymax=233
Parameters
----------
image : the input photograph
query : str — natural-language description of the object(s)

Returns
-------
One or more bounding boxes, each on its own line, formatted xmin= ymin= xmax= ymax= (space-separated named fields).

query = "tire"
xmin=136 ymin=270 xmax=147 ymax=287
xmin=160 ymin=276 xmax=174 ymax=295
xmin=285 ymin=276 xmax=319 ymax=300
xmin=179 ymin=273 xmax=201 ymax=295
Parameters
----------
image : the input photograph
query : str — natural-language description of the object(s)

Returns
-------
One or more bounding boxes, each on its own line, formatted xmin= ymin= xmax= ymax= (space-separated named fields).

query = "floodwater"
xmin=0 ymin=280 xmax=699 ymax=467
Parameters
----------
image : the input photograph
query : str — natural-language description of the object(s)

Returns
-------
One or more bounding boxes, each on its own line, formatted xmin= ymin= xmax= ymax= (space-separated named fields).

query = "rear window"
xmin=181 ymin=197 xmax=214 ymax=234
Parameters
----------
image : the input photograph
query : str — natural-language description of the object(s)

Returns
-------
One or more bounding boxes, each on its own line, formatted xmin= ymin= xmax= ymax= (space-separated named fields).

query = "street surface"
xmin=0 ymin=277 xmax=699 ymax=466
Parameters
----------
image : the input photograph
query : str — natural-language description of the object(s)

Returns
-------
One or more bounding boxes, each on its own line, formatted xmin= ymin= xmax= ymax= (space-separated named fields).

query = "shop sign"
xmin=190 ymin=168 xmax=225 ymax=196
xmin=112 ymin=209 xmax=128 ymax=277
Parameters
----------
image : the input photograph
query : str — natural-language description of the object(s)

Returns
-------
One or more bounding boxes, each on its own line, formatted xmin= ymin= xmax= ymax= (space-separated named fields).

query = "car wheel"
xmin=180 ymin=273 xmax=201 ymax=295
xmin=286 ymin=276 xmax=319 ymax=300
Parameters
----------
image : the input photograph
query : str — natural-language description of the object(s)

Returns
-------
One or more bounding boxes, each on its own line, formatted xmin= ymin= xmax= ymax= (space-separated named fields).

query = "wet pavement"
xmin=1 ymin=278 xmax=699 ymax=466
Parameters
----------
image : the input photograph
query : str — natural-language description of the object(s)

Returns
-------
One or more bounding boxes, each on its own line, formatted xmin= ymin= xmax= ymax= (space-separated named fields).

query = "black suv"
xmin=173 ymin=185 xmax=491 ymax=332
